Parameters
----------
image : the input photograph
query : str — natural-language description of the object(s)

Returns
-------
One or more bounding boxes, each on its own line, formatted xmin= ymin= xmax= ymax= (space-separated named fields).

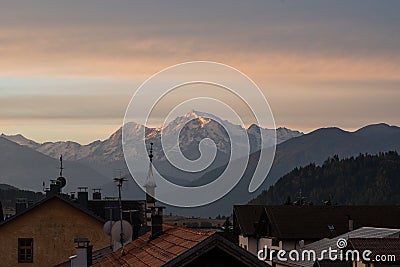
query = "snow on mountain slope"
xmin=2 ymin=111 xmax=303 ymax=165
xmin=1 ymin=133 xmax=41 ymax=149
xmin=0 ymin=136 xmax=108 ymax=191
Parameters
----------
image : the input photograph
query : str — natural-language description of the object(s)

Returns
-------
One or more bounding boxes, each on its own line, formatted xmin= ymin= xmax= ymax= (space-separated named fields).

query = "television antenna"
xmin=59 ymin=155 xmax=64 ymax=177
xmin=113 ymin=176 xmax=128 ymax=252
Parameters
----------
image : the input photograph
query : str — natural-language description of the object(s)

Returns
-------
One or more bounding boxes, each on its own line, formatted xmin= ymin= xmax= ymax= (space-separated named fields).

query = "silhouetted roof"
xmin=88 ymin=199 xmax=145 ymax=221
xmin=0 ymin=194 xmax=104 ymax=227
xmin=234 ymin=205 xmax=266 ymax=236
xmin=348 ymin=238 xmax=400 ymax=262
xmin=234 ymin=205 xmax=400 ymax=240
xmin=93 ymin=224 xmax=269 ymax=267
xmin=277 ymin=227 xmax=400 ymax=267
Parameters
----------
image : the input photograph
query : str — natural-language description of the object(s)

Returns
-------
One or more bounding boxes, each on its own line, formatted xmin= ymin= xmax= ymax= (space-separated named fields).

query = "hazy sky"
xmin=1 ymin=0 xmax=399 ymax=144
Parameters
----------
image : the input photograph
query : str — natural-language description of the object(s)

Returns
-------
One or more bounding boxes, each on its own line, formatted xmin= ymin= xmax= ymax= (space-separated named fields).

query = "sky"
xmin=1 ymin=0 xmax=399 ymax=144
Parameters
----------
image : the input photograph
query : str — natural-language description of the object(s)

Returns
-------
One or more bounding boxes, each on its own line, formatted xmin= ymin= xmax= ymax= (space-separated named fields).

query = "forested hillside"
xmin=0 ymin=185 xmax=44 ymax=209
xmin=250 ymin=151 xmax=400 ymax=205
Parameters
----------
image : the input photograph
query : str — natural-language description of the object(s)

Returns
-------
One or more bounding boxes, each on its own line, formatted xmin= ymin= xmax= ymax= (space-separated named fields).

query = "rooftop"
xmin=348 ymin=238 xmax=400 ymax=262
xmin=93 ymin=224 xmax=268 ymax=267
xmin=233 ymin=205 xmax=266 ymax=236
xmin=0 ymin=194 xmax=104 ymax=227
xmin=93 ymin=224 xmax=213 ymax=266
xmin=234 ymin=205 xmax=400 ymax=240
xmin=276 ymin=227 xmax=400 ymax=267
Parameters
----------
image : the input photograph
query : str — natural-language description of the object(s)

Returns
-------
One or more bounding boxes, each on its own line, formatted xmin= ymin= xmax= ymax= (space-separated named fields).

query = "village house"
xmin=0 ymin=156 xmax=146 ymax=267
xmin=46 ymin=146 xmax=271 ymax=267
xmin=274 ymin=227 xmax=400 ymax=267
xmin=0 ymin=194 xmax=110 ymax=267
xmin=233 ymin=205 xmax=400 ymax=258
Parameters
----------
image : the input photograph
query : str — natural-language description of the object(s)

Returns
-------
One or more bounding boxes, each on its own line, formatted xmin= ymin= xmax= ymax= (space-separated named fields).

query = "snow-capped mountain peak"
xmin=1 ymin=133 xmax=41 ymax=149
xmin=2 ymin=111 xmax=303 ymax=165
xmin=185 ymin=109 xmax=214 ymax=119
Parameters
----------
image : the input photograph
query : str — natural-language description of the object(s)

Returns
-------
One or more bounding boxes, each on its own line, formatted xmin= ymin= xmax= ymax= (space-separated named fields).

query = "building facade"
xmin=234 ymin=205 xmax=400 ymax=264
xmin=0 ymin=195 xmax=109 ymax=267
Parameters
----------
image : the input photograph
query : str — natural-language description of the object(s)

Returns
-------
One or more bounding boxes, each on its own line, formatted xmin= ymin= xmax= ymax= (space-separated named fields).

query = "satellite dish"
xmin=111 ymin=220 xmax=132 ymax=243
xmin=103 ymin=221 xmax=115 ymax=236
xmin=57 ymin=177 xmax=66 ymax=188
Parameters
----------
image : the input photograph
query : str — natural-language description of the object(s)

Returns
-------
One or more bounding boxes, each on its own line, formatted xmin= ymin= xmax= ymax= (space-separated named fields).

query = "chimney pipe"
xmin=47 ymin=179 xmax=61 ymax=196
xmin=348 ymin=218 xmax=354 ymax=231
xmin=15 ymin=198 xmax=28 ymax=214
xmin=71 ymin=238 xmax=92 ymax=267
xmin=77 ymin=187 xmax=89 ymax=209
xmin=92 ymin=189 xmax=102 ymax=200
xmin=150 ymin=206 xmax=165 ymax=239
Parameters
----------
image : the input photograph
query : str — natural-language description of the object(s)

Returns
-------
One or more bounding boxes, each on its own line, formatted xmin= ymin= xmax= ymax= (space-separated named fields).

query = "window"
xmin=18 ymin=238 xmax=33 ymax=263
xmin=272 ymin=238 xmax=279 ymax=247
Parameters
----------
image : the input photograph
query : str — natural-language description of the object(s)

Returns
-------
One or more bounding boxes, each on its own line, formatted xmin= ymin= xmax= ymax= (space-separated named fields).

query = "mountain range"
xmin=0 ymin=137 xmax=109 ymax=192
xmin=2 ymin=110 xmax=301 ymax=165
xmin=164 ymin=122 xmax=400 ymax=216
xmin=1 ymin=111 xmax=400 ymax=216
xmin=1 ymin=110 xmax=302 ymax=187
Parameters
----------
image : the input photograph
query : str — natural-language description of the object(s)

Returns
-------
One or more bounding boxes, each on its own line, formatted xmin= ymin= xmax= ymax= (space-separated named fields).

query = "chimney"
xmin=15 ymin=198 xmax=28 ymax=214
xmin=71 ymin=238 xmax=92 ymax=267
xmin=77 ymin=187 xmax=89 ymax=209
xmin=92 ymin=189 xmax=102 ymax=200
xmin=348 ymin=217 xmax=354 ymax=231
xmin=47 ymin=179 xmax=61 ymax=196
xmin=144 ymin=142 xmax=156 ymax=228
xmin=150 ymin=206 xmax=165 ymax=239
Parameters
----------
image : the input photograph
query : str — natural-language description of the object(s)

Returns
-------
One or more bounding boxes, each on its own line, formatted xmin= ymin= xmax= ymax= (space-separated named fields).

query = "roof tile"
xmin=348 ymin=238 xmax=400 ymax=261
xmin=92 ymin=224 xmax=214 ymax=267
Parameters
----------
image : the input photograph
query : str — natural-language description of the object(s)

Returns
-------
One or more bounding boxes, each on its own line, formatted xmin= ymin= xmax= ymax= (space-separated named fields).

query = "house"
xmin=0 ymin=194 xmax=110 ymax=267
xmin=91 ymin=206 xmax=269 ymax=267
xmin=233 ymin=205 xmax=266 ymax=252
xmin=41 ymin=156 xmax=146 ymax=236
xmin=48 ymin=184 xmax=146 ymax=237
xmin=86 ymin=194 xmax=146 ymax=239
xmin=273 ymin=227 xmax=400 ymax=267
xmin=233 ymin=205 xmax=400 ymax=257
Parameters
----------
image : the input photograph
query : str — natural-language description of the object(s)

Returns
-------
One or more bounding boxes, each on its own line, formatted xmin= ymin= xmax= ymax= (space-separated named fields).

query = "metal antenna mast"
xmin=113 ymin=176 xmax=127 ymax=251
xmin=59 ymin=155 xmax=64 ymax=177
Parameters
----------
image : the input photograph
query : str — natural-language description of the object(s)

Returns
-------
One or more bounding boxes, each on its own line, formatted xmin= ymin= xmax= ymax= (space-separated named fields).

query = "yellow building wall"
xmin=0 ymin=197 xmax=109 ymax=267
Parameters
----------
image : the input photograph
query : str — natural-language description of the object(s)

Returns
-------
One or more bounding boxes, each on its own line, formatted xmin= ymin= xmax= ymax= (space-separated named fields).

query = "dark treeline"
xmin=250 ymin=151 xmax=400 ymax=205
xmin=0 ymin=187 xmax=44 ymax=208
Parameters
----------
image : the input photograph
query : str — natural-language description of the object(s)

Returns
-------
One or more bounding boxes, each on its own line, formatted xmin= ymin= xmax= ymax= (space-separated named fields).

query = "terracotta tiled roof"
xmin=348 ymin=238 xmax=400 ymax=262
xmin=92 ymin=224 xmax=214 ymax=267
xmin=92 ymin=246 xmax=113 ymax=264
